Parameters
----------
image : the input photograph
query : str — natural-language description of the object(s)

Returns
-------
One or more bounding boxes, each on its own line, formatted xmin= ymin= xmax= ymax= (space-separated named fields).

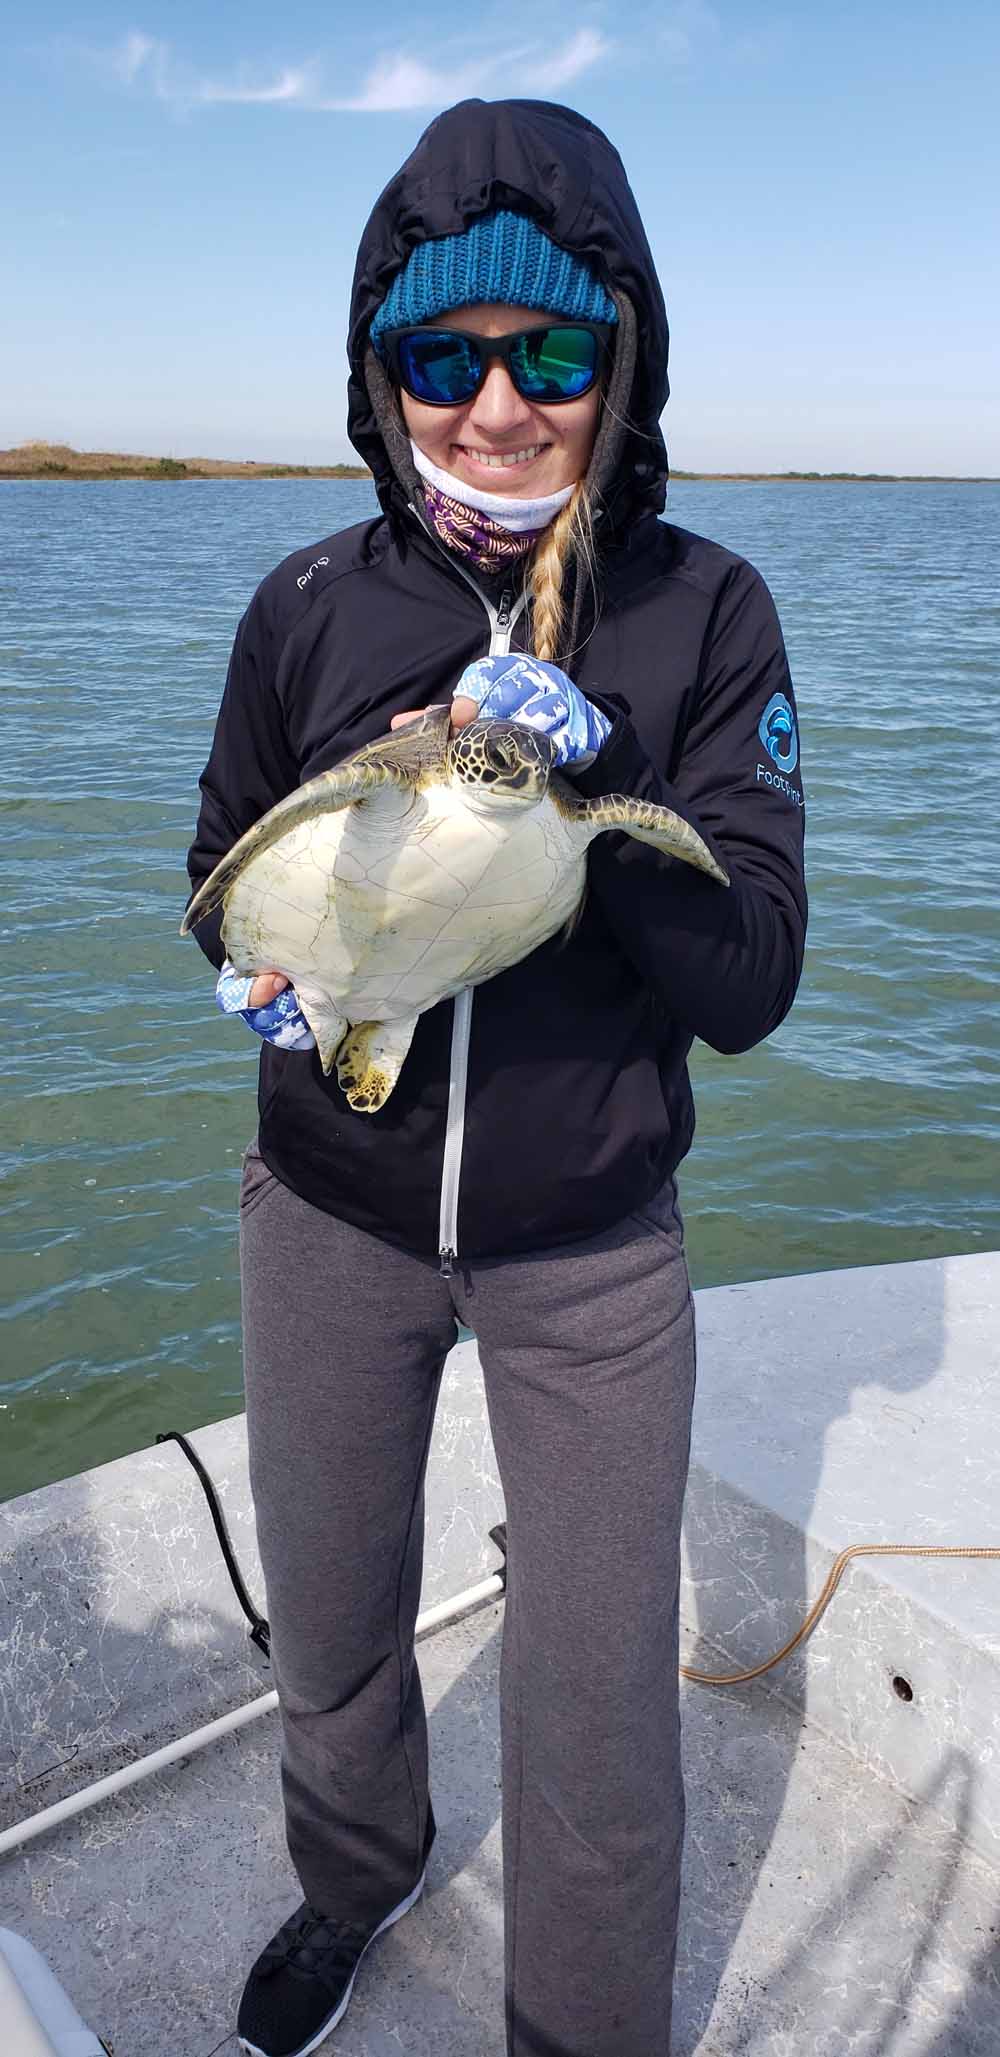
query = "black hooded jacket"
xmin=186 ymin=98 xmax=807 ymax=1263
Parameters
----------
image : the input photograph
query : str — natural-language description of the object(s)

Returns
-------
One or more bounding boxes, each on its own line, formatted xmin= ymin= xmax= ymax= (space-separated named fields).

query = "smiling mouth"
xmin=453 ymin=442 xmax=550 ymax=469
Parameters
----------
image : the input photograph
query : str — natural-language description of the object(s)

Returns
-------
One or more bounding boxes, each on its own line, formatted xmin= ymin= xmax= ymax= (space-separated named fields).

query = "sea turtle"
xmin=181 ymin=705 xmax=729 ymax=1111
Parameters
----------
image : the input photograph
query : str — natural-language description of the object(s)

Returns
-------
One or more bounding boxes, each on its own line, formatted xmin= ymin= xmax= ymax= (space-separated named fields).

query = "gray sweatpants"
xmin=239 ymin=1140 xmax=696 ymax=2057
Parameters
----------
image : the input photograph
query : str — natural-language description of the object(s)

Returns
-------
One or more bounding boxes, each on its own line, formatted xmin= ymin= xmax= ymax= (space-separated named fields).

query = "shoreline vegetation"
xmin=0 ymin=443 xmax=370 ymax=482
xmin=1 ymin=443 xmax=996 ymax=485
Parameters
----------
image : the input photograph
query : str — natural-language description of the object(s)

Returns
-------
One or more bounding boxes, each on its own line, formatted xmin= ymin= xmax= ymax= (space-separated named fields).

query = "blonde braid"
xmin=528 ymin=481 xmax=596 ymax=665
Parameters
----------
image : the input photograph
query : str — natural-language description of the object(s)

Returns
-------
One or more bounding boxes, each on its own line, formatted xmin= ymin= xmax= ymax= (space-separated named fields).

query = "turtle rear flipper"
xmin=180 ymin=707 xmax=452 ymax=936
xmin=336 ymin=1016 xmax=420 ymax=1113
xmin=557 ymin=787 xmax=729 ymax=886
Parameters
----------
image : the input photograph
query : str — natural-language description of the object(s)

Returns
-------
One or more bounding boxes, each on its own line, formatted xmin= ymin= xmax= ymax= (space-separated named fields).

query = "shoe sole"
xmin=237 ymin=1864 xmax=427 ymax=2057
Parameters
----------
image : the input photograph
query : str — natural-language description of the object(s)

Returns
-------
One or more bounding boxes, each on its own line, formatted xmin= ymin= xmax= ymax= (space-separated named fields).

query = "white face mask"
xmin=410 ymin=440 xmax=574 ymax=533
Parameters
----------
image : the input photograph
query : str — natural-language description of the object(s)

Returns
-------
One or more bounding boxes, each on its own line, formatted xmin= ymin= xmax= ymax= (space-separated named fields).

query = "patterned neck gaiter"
xmin=421 ymin=480 xmax=546 ymax=571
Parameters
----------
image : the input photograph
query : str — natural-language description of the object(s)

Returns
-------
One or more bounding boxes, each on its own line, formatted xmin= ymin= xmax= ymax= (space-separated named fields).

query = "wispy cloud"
xmin=323 ymin=52 xmax=516 ymax=115
xmin=197 ymin=66 xmax=317 ymax=108
xmin=77 ymin=28 xmax=611 ymax=116
xmin=110 ymin=30 xmax=162 ymax=85
xmin=325 ymin=30 xmax=610 ymax=112
xmin=534 ymin=28 xmax=610 ymax=93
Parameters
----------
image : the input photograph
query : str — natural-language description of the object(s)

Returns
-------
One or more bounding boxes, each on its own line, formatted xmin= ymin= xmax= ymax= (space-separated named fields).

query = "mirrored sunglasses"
xmin=382 ymin=322 xmax=612 ymax=407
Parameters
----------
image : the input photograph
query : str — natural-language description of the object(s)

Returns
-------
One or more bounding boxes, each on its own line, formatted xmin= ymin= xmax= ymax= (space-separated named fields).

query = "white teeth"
xmin=463 ymin=444 xmax=544 ymax=467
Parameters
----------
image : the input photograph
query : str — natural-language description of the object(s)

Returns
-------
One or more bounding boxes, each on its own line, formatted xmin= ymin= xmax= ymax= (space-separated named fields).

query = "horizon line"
xmin=2 ymin=443 xmax=998 ymax=485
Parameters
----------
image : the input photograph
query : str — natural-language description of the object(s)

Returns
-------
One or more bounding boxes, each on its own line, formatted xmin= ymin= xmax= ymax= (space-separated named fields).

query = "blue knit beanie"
xmin=370 ymin=210 xmax=617 ymax=355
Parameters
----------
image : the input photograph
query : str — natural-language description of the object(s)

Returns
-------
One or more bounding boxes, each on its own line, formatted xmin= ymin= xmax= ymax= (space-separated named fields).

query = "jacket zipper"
xmin=406 ymin=502 xmax=528 ymax=1273
xmin=438 ymin=986 xmax=473 ymax=1277
xmin=437 ymin=577 xmax=527 ymax=1274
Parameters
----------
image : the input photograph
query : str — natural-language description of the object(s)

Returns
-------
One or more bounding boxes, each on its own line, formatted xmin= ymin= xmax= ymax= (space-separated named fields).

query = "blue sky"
xmin=5 ymin=2 xmax=998 ymax=472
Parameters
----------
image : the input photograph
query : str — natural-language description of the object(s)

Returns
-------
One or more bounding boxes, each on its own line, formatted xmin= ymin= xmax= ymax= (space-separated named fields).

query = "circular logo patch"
xmin=758 ymin=692 xmax=799 ymax=776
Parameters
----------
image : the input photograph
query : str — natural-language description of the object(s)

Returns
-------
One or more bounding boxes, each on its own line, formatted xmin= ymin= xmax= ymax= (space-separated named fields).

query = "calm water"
xmin=2 ymin=479 xmax=998 ymax=1502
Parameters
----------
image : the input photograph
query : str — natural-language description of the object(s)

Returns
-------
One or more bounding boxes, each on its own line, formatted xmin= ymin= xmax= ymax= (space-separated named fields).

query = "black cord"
xmin=155 ymin=1429 xmax=271 ymax=1658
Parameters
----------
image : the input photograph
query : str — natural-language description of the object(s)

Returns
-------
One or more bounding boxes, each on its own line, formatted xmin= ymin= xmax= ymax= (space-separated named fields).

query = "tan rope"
xmin=682 ymin=1541 xmax=1000 ymax=1688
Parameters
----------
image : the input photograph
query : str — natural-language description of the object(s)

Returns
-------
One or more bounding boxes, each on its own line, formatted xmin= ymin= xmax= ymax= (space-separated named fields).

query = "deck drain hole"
xmin=892 ymin=1675 xmax=914 ymax=1703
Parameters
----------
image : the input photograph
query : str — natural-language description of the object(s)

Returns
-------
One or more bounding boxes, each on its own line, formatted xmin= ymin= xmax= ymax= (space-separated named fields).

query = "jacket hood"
xmin=346 ymin=98 xmax=670 ymax=535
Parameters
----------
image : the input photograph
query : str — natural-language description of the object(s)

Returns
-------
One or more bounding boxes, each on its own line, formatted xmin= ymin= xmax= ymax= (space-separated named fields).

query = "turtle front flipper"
xmin=336 ymin=1015 xmax=420 ymax=1113
xmin=557 ymin=787 xmax=729 ymax=887
xmin=179 ymin=706 xmax=452 ymax=936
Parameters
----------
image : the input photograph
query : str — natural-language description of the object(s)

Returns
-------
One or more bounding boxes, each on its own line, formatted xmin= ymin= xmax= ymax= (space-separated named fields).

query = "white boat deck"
xmin=2 ymin=1252 xmax=999 ymax=2054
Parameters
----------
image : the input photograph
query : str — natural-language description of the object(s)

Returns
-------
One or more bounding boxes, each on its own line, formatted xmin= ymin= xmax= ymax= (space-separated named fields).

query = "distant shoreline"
xmin=0 ymin=444 xmax=371 ymax=483
xmin=1 ymin=445 xmax=996 ymax=485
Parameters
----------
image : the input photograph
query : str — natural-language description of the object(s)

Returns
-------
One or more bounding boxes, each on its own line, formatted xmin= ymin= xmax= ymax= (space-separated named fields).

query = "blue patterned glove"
xmin=454 ymin=654 xmax=612 ymax=771
xmin=215 ymin=959 xmax=316 ymax=1052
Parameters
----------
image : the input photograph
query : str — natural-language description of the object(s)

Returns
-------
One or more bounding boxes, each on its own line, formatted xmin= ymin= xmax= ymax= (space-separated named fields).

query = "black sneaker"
xmin=237 ymin=1813 xmax=435 ymax=2057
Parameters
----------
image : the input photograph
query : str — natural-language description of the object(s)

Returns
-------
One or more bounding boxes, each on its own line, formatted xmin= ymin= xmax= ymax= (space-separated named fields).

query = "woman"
xmin=187 ymin=97 xmax=807 ymax=2057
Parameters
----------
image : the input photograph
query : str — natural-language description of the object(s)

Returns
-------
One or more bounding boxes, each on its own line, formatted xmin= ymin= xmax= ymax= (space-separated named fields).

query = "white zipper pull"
xmin=491 ymin=585 xmax=525 ymax=656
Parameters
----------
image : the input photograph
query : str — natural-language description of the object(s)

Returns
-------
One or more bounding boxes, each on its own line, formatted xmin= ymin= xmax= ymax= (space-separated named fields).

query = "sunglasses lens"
xmin=398 ymin=331 xmax=480 ymax=404
xmin=510 ymin=326 xmax=599 ymax=400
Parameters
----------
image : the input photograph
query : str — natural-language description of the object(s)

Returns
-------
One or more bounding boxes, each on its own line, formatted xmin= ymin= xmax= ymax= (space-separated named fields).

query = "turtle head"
xmin=449 ymin=719 xmax=554 ymax=810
